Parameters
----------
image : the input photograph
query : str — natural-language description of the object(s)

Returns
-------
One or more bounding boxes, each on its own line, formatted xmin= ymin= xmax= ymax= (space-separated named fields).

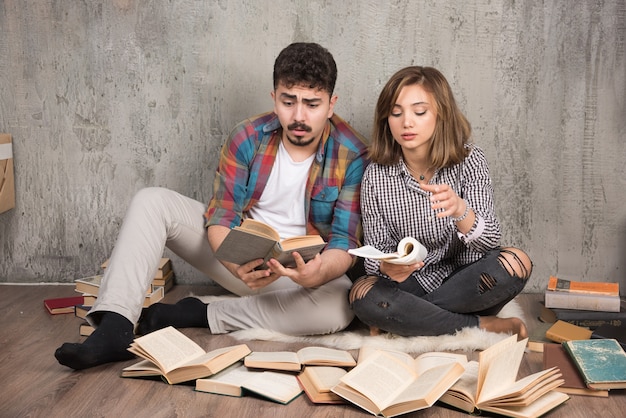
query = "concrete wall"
xmin=0 ymin=0 xmax=624 ymax=292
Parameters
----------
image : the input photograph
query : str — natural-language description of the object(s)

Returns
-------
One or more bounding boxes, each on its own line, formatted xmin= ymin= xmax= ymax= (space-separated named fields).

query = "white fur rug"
xmin=197 ymin=294 xmax=526 ymax=354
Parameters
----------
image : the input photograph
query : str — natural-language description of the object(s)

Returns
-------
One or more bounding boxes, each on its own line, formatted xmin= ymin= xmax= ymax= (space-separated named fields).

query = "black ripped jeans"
xmin=350 ymin=249 xmax=528 ymax=336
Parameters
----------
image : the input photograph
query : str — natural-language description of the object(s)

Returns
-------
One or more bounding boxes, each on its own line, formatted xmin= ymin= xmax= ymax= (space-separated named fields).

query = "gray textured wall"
xmin=0 ymin=1 xmax=624 ymax=292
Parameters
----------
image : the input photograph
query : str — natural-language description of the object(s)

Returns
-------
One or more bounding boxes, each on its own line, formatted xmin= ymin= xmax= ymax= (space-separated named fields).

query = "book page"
xmin=297 ymin=346 xmax=355 ymax=366
xmin=357 ymin=345 xmax=415 ymax=367
xmin=242 ymin=371 xmax=303 ymax=404
xmin=131 ymin=326 xmax=205 ymax=373
xmin=340 ymin=351 xmax=417 ymax=410
xmin=446 ymin=360 xmax=479 ymax=403
xmin=245 ymin=351 xmax=300 ymax=366
xmin=476 ymin=336 xmax=526 ymax=404
xmin=414 ymin=352 xmax=468 ymax=375
xmin=239 ymin=218 xmax=280 ymax=241
xmin=386 ymin=363 xmax=465 ymax=412
xmin=304 ymin=366 xmax=348 ymax=392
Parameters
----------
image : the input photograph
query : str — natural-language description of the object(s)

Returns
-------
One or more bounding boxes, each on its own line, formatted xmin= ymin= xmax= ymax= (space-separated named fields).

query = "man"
xmin=55 ymin=42 xmax=369 ymax=370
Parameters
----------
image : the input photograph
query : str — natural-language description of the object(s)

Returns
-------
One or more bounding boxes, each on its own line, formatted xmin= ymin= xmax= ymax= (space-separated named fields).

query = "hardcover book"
xmin=121 ymin=326 xmax=251 ymax=385
xmin=544 ymin=289 xmax=621 ymax=312
xmin=547 ymin=276 xmax=619 ymax=296
xmin=297 ymin=366 xmax=347 ymax=404
xmin=43 ymin=296 xmax=85 ymax=315
xmin=539 ymin=303 xmax=626 ymax=329
xmin=195 ymin=363 xmax=303 ymax=404
xmin=244 ymin=347 xmax=356 ymax=372
xmin=545 ymin=320 xmax=592 ymax=343
xmin=562 ymin=338 xmax=626 ymax=390
xmin=214 ymin=218 xmax=326 ymax=268
xmin=331 ymin=349 xmax=466 ymax=417
xmin=542 ymin=343 xmax=608 ymax=397
xmin=437 ymin=335 xmax=569 ymax=418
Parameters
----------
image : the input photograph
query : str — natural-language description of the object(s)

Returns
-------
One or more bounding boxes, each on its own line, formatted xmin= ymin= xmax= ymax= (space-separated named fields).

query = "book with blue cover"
xmin=562 ymin=338 xmax=626 ymax=390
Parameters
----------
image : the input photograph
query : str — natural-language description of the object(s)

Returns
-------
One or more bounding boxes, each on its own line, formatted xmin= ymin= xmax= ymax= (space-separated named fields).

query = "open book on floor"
xmin=214 ymin=218 xmax=326 ymax=268
xmin=244 ymin=346 xmax=356 ymax=372
xmin=348 ymin=237 xmax=427 ymax=265
xmin=195 ymin=363 xmax=303 ymax=405
xmin=121 ymin=326 xmax=251 ymax=385
xmin=438 ymin=335 xmax=569 ymax=418
xmin=297 ymin=366 xmax=348 ymax=404
xmin=330 ymin=347 xmax=467 ymax=417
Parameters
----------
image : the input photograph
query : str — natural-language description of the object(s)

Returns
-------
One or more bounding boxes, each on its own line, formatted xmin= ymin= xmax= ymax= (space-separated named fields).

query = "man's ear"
xmin=327 ymin=94 xmax=338 ymax=118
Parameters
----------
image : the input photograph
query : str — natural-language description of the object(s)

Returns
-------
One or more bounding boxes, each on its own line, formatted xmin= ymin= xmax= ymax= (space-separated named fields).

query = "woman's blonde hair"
xmin=369 ymin=66 xmax=471 ymax=167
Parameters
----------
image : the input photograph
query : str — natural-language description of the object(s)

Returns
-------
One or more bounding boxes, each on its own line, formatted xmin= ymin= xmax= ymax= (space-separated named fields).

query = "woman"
xmin=349 ymin=66 xmax=530 ymax=338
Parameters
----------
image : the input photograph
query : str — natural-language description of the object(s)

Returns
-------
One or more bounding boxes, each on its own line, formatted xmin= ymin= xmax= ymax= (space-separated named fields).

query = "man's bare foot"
xmin=479 ymin=316 xmax=528 ymax=340
xmin=369 ymin=326 xmax=381 ymax=336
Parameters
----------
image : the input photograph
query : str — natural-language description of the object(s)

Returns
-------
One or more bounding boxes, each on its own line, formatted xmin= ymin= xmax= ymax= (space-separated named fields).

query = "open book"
xmin=348 ymin=237 xmax=427 ymax=265
xmin=195 ymin=363 xmax=303 ymax=404
xmin=120 ymin=326 xmax=251 ymax=384
xmin=438 ymin=335 xmax=569 ymax=418
xmin=244 ymin=346 xmax=356 ymax=372
xmin=214 ymin=218 xmax=326 ymax=268
xmin=297 ymin=366 xmax=348 ymax=404
xmin=330 ymin=348 xmax=466 ymax=417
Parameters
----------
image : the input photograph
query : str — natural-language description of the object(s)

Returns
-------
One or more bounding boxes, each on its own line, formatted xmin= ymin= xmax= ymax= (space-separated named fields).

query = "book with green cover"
xmin=562 ymin=338 xmax=626 ymax=390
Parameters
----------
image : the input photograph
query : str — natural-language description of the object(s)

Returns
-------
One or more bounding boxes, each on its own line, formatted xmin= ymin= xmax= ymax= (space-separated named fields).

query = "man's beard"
xmin=285 ymin=122 xmax=316 ymax=147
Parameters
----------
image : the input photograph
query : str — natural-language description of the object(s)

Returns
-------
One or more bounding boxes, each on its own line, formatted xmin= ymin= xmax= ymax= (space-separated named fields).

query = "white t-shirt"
xmin=246 ymin=141 xmax=315 ymax=240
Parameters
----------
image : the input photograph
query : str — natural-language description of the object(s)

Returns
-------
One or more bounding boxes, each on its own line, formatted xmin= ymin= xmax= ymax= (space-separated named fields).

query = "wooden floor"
xmin=1 ymin=284 xmax=624 ymax=418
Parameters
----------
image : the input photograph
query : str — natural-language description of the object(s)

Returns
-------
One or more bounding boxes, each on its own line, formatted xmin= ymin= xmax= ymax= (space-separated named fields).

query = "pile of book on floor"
xmin=75 ymin=257 xmax=174 ymax=336
xmin=538 ymin=276 xmax=624 ymax=332
xmin=119 ymin=326 xmax=569 ymax=418
xmin=535 ymin=318 xmax=626 ymax=398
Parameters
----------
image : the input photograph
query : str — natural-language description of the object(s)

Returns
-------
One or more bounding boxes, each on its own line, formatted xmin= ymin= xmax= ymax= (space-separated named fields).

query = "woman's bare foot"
xmin=479 ymin=316 xmax=528 ymax=340
xmin=369 ymin=326 xmax=381 ymax=336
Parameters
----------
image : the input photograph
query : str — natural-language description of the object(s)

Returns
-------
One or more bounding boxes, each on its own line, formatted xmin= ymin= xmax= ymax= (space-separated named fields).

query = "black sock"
xmin=136 ymin=297 xmax=209 ymax=335
xmin=54 ymin=311 xmax=135 ymax=370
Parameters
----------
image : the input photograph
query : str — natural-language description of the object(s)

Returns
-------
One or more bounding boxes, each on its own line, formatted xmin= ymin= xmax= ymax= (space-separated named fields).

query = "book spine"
xmin=545 ymin=290 xmax=621 ymax=312
xmin=547 ymin=276 xmax=619 ymax=296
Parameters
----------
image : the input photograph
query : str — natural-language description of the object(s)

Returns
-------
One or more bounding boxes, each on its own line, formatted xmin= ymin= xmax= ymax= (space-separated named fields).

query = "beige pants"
xmin=90 ymin=187 xmax=354 ymax=335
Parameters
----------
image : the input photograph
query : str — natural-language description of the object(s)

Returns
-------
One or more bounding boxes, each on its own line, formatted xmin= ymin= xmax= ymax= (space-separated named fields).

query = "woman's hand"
xmin=380 ymin=260 xmax=423 ymax=282
xmin=420 ymin=183 xmax=466 ymax=220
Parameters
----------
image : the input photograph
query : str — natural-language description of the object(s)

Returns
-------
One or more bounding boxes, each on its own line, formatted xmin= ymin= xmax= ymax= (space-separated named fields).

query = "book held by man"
xmin=244 ymin=346 xmax=356 ymax=372
xmin=214 ymin=218 xmax=326 ymax=268
xmin=330 ymin=348 xmax=466 ymax=417
xmin=348 ymin=236 xmax=427 ymax=265
xmin=438 ymin=335 xmax=569 ymax=418
xmin=121 ymin=326 xmax=251 ymax=385
xmin=195 ymin=363 xmax=303 ymax=404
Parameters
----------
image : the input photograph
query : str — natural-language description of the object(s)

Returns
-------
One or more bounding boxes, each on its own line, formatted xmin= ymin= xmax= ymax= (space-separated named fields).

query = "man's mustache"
xmin=287 ymin=122 xmax=312 ymax=132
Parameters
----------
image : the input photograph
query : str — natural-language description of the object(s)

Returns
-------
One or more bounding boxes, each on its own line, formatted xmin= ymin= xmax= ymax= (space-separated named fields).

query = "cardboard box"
xmin=0 ymin=133 xmax=15 ymax=214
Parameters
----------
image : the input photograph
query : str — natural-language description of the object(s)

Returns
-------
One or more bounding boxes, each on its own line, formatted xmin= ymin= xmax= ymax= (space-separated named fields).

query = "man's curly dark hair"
xmin=273 ymin=42 xmax=337 ymax=95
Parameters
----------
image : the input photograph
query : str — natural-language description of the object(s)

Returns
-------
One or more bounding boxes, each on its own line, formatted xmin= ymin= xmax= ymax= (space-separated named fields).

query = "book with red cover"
xmin=44 ymin=296 xmax=85 ymax=314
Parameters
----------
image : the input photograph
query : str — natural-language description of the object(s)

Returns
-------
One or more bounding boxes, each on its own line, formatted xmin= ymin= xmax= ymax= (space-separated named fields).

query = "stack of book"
xmin=75 ymin=258 xmax=174 ymax=336
xmin=543 ymin=337 xmax=626 ymax=397
xmin=101 ymin=257 xmax=175 ymax=294
xmin=541 ymin=276 xmax=624 ymax=330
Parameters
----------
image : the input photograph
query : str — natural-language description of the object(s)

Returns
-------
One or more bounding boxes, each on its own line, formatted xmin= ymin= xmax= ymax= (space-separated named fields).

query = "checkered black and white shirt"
xmin=360 ymin=145 xmax=501 ymax=293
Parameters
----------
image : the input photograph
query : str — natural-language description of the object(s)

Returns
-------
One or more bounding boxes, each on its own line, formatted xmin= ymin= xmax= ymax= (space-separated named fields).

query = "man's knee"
xmin=348 ymin=276 xmax=379 ymax=304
